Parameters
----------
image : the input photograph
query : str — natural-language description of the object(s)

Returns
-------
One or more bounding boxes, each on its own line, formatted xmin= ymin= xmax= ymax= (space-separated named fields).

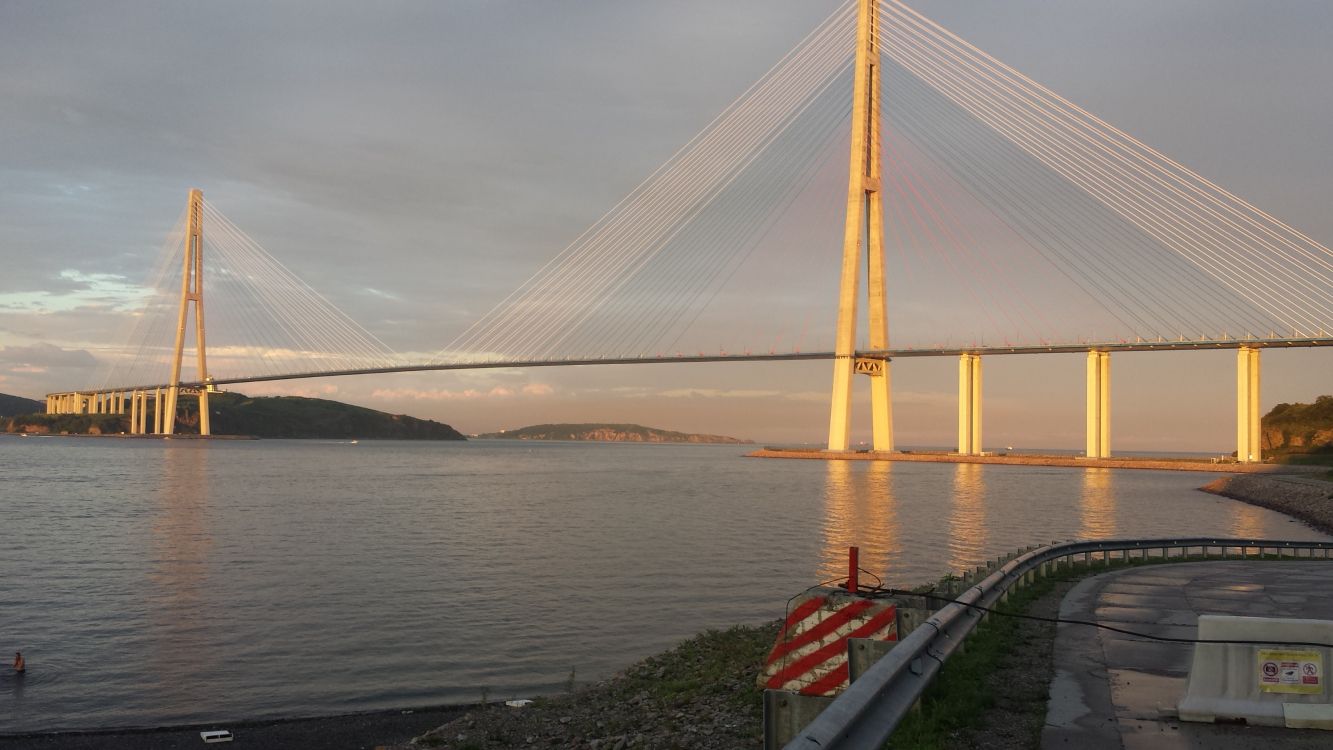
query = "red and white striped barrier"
xmin=760 ymin=588 xmax=898 ymax=696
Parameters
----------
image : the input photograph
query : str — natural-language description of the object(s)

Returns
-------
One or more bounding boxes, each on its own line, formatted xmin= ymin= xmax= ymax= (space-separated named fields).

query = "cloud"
xmin=370 ymin=382 xmax=554 ymax=401
xmin=244 ymin=382 xmax=339 ymax=398
xmin=657 ymin=387 xmax=781 ymax=399
xmin=0 ymin=270 xmax=151 ymax=314
xmin=0 ymin=343 xmax=97 ymax=370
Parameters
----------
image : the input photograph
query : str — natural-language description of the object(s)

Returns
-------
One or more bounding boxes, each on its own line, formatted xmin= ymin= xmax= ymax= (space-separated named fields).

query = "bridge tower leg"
xmin=828 ymin=0 xmax=892 ymax=452
xmin=956 ymin=354 xmax=982 ymax=455
xmin=165 ymin=188 xmax=212 ymax=437
xmin=1237 ymin=346 xmax=1261 ymax=462
xmin=1085 ymin=351 xmax=1110 ymax=458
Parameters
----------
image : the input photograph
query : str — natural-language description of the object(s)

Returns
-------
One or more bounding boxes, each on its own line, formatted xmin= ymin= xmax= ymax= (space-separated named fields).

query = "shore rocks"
xmin=1202 ymin=474 xmax=1333 ymax=534
xmin=400 ymin=622 xmax=778 ymax=749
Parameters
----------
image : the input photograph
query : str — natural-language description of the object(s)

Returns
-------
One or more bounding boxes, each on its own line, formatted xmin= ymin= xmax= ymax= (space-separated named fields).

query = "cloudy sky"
xmin=3 ymin=1 xmax=1331 ymax=449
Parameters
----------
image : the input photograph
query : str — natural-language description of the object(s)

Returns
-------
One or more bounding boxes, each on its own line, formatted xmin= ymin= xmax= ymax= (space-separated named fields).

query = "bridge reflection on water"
xmin=815 ymin=460 xmax=1292 ymax=585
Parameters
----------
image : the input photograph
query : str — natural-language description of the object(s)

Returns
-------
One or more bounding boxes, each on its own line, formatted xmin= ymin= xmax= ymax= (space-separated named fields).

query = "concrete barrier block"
xmin=758 ymin=587 xmax=897 ymax=696
xmin=1178 ymin=615 xmax=1333 ymax=728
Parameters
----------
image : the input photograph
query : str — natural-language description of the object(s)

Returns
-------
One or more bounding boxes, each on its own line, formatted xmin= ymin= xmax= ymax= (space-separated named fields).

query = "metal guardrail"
xmin=783 ymin=537 xmax=1333 ymax=750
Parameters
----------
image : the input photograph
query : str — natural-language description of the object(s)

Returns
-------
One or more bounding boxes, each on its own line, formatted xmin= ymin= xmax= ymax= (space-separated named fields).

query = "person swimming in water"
xmin=13 ymin=651 xmax=24 ymax=674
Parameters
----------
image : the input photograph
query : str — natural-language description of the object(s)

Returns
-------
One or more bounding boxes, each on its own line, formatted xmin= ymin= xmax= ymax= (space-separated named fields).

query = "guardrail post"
xmin=847 ymin=638 xmax=898 ymax=683
xmin=896 ymin=608 xmax=931 ymax=638
xmin=763 ymin=690 xmax=834 ymax=750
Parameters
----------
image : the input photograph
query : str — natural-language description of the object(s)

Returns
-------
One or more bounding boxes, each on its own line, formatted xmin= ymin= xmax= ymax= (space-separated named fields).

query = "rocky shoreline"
xmin=394 ymin=623 xmax=779 ymax=749
xmin=1201 ymin=473 xmax=1333 ymax=534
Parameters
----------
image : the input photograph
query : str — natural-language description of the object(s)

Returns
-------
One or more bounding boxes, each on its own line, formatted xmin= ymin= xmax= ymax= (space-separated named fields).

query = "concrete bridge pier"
xmin=1237 ymin=346 xmax=1261 ymax=462
xmin=1085 ymin=351 xmax=1111 ymax=458
xmin=957 ymin=353 xmax=983 ymax=455
xmin=153 ymin=387 xmax=164 ymax=434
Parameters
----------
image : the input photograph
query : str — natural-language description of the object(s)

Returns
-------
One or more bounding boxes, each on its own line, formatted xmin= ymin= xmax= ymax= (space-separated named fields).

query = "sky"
xmin=2 ymin=0 xmax=1332 ymax=449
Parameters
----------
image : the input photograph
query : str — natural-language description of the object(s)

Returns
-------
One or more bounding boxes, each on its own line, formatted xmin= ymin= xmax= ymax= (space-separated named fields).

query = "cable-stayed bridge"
xmin=45 ymin=0 xmax=1333 ymax=463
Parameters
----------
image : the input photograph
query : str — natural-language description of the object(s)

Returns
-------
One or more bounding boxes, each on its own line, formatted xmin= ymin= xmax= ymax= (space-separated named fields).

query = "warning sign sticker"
xmin=1258 ymin=649 xmax=1323 ymax=694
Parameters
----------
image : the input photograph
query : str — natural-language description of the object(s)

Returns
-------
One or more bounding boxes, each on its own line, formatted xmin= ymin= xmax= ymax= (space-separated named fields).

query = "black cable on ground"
xmin=855 ymin=584 xmax=1333 ymax=650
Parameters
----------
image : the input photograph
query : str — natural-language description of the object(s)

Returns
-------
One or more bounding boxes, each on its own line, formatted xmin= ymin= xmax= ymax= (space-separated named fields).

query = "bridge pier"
xmin=1237 ymin=346 xmax=1262 ymax=462
xmin=957 ymin=353 xmax=982 ymax=455
xmin=1085 ymin=351 xmax=1110 ymax=458
xmin=153 ymin=387 xmax=163 ymax=434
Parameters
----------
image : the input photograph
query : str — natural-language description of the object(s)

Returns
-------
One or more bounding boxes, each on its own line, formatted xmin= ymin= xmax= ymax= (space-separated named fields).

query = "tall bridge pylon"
xmin=46 ymin=189 xmax=215 ymax=436
xmin=164 ymin=188 xmax=212 ymax=436
xmin=827 ymin=0 xmax=892 ymax=452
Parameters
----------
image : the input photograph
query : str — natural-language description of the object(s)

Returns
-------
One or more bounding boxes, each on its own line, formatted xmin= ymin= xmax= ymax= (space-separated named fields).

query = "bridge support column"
xmin=164 ymin=387 xmax=177 ymax=435
xmin=129 ymin=392 xmax=139 ymax=434
xmin=957 ymin=354 xmax=982 ymax=455
xmin=152 ymin=387 xmax=163 ymax=434
xmin=1085 ymin=351 xmax=1110 ymax=458
xmin=199 ymin=386 xmax=211 ymax=437
xmin=1237 ymin=346 xmax=1262 ymax=462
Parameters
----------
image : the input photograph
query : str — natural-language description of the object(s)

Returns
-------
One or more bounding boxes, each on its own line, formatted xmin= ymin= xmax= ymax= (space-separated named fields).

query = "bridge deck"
xmin=52 ymin=336 xmax=1333 ymax=397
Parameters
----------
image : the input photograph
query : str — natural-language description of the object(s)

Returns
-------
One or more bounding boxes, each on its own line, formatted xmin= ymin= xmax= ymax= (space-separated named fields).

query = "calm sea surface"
xmin=0 ymin=436 xmax=1326 ymax=732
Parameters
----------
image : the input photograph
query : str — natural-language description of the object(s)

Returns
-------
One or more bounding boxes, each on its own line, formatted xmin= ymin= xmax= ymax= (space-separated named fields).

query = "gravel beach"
xmin=1202 ymin=473 xmax=1333 ymax=534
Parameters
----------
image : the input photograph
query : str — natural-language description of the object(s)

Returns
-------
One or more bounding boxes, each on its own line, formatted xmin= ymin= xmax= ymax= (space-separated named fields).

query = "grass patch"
xmin=887 ymin=571 xmax=1066 ymax=749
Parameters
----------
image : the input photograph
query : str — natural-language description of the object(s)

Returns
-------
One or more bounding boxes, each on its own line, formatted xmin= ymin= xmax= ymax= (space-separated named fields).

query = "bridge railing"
xmin=779 ymin=536 xmax=1333 ymax=750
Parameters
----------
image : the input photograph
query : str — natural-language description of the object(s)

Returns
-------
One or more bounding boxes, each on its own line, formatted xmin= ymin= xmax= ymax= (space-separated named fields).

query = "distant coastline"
xmin=476 ymin=422 xmax=751 ymax=444
xmin=1 ymin=390 xmax=465 ymax=441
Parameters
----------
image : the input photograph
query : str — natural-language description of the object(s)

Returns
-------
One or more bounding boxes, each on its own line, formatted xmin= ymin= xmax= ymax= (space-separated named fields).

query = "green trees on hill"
xmin=2 ymin=391 xmax=464 ymax=440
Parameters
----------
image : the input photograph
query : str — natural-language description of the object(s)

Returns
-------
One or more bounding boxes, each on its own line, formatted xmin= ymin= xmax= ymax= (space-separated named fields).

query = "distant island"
xmin=1 ymin=390 xmax=465 ymax=440
xmin=476 ymin=423 xmax=751 ymax=444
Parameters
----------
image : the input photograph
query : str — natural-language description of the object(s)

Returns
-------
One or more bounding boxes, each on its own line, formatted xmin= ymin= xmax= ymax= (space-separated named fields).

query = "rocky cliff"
xmin=1262 ymin=395 xmax=1333 ymax=455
